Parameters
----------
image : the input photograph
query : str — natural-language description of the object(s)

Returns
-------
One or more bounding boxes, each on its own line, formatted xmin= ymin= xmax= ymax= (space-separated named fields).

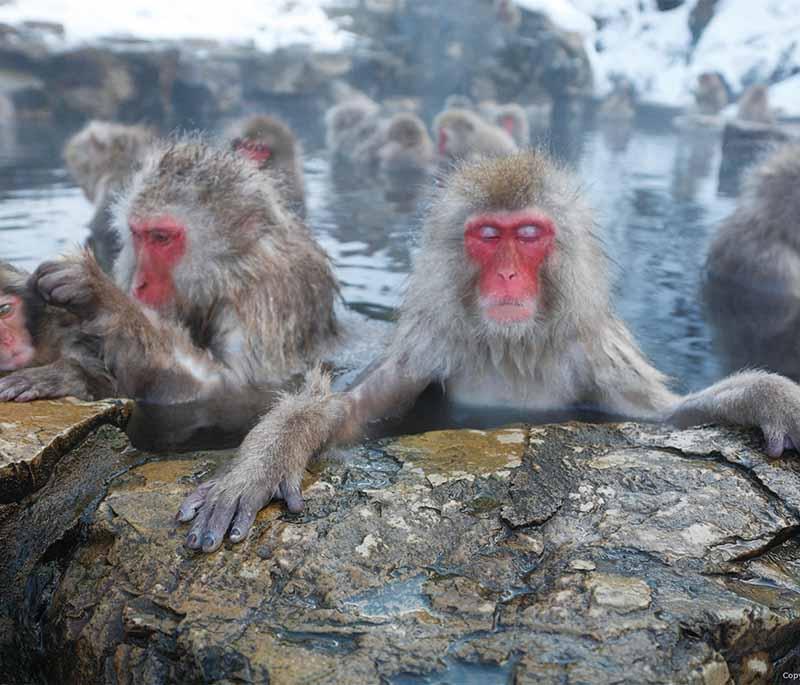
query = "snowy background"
xmin=0 ymin=0 xmax=797 ymax=113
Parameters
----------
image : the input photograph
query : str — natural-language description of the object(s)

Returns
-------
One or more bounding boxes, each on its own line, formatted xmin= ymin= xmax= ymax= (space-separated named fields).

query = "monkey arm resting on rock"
xmin=178 ymin=151 xmax=800 ymax=552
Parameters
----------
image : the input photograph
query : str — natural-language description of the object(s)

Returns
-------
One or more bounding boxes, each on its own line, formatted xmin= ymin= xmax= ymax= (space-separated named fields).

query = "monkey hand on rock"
xmin=0 ymin=360 xmax=89 ymax=402
xmin=176 ymin=368 xmax=339 ymax=552
xmin=666 ymin=370 xmax=800 ymax=457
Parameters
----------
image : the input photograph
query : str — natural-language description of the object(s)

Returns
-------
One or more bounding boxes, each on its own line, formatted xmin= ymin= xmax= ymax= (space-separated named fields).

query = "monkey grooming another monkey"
xmin=737 ymin=84 xmax=774 ymax=125
xmin=0 ymin=261 xmax=112 ymax=401
xmin=179 ymin=151 xmax=800 ymax=552
xmin=377 ymin=112 xmax=435 ymax=175
xmin=707 ymin=142 xmax=800 ymax=296
xmin=25 ymin=139 xmax=338 ymax=405
xmin=227 ymin=114 xmax=306 ymax=217
xmin=434 ymin=108 xmax=518 ymax=165
xmin=64 ymin=120 xmax=155 ymax=272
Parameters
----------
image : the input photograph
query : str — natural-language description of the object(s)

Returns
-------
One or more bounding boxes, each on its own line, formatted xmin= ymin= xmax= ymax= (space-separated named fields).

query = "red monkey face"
xmin=129 ymin=217 xmax=187 ymax=310
xmin=0 ymin=294 xmax=35 ymax=371
xmin=464 ymin=210 xmax=555 ymax=324
xmin=233 ymin=138 xmax=272 ymax=167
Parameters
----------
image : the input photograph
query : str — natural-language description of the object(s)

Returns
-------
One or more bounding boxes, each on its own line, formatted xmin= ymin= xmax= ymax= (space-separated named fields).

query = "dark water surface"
xmin=0 ymin=119 xmax=739 ymax=396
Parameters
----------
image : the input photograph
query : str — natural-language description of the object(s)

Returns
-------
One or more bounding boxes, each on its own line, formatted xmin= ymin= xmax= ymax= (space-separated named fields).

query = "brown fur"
xmin=694 ymin=72 xmax=729 ymax=115
xmin=378 ymin=112 xmax=434 ymax=174
xmin=434 ymin=109 xmax=518 ymax=163
xmin=0 ymin=261 xmax=113 ymax=401
xmin=707 ymin=141 xmax=800 ymax=295
xmin=324 ymin=97 xmax=380 ymax=158
xmin=226 ymin=114 xmax=306 ymax=216
xmin=64 ymin=120 xmax=155 ymax=272
xmin=32 ymin=138 xmax=338 ymax=404
xmin=178 ymin=150 xmax=800 ymax=552
xmin=737 ymin=84 xmax=774 ymax=124
xmin=480 ymin=102 xmax=531 ymax=147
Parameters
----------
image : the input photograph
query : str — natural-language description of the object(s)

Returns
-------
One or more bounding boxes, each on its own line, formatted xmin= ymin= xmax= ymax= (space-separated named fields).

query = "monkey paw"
xmin=33 ymin=258 xmax=98 ymax=313
xmin=176 ymin=470 xmax=304 ymax=553
xmin=0 ymin=367 xmax=67 ymax=402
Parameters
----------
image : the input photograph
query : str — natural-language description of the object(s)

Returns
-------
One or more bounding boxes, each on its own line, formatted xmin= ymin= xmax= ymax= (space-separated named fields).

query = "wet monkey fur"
xmin=28 ymin=139 xmax=338 ymax=404
xmin=179 ymin=151 xmax=800 ymax=552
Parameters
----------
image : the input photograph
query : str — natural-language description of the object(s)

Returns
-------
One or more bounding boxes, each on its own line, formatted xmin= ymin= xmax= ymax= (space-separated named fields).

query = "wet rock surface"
xmin=2 ymin=420 xmax=800 ymax=683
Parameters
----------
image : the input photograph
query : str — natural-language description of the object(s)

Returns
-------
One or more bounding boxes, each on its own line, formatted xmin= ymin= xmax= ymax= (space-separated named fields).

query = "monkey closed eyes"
xmin=178 ymin=150 xmax=800 ymax=553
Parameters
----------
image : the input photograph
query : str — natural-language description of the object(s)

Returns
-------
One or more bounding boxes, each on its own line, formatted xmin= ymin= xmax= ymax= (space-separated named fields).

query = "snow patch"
xmin=0 ymin=0 xmax=351 ymax=53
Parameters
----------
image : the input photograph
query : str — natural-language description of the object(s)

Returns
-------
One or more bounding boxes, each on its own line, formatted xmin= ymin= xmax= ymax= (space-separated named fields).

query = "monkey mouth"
xmin=482 ymin=297 xmax=536 ymax=323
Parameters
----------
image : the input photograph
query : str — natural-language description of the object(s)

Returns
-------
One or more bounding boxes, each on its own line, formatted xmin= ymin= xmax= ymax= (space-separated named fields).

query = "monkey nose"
xmin=498 ymin=269 xmax=517 ymax=280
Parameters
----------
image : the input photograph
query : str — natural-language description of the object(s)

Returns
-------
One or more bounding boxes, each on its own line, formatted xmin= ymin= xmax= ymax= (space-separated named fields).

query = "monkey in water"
xmin=377 ymin=112 xmax=435 ymax=175
xmin=737 ymin=85 xmax=774 ymax=125
xmin=707 ymin=142 xmax=800 ymax=296
xmin=324 ymin=96 xmax=380 ymax=161
xmin=0 ymin=261 xmax=112 ymax=401
xmin=227 ymin=114 xmax=306 ymax=217
xmin=20 ymin=139 xmax=338 ymax=405
xmin=178 ymin=151 xmax=800 ymax=552
xmin=64 ymin=120 xmax=155 ymax=272
xmin=434 ymin=108 xmax=518 ymax=166
xmin=693 ymin=72 xmax=729 ymax=115
xmin=480 ymin=102 xmax=531 ymax=148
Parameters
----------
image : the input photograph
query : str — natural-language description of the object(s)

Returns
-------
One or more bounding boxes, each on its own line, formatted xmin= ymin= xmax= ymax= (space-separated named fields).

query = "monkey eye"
xmin=478 ymin=225 xmax=501 ymax=240
xmin=516 ymin=225 xmax=543 ymax=241
xmin=0 ymin=303 xmax=13 ymax=318
xmin=149 ymin=230 xmax=173 ymax=245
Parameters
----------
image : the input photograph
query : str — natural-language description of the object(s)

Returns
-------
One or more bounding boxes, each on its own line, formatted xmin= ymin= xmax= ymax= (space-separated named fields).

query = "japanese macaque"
xmin=737 ymin=85 xmax=774 ymax=125
xmin=707 ymin=142 xmax=800 ymax=296
xmin=0 ymin=261 xmax=112 ymax=401
xmin=64 ymin=121 xmax=155 ymax=272
xmin=28 ymin=139 xmax=338 ymax=404
xmin=694 ymin=72 xmax=729 ymax=115
xmin=377 ymin=112 xmax=435 ymax=174
xmin=480 ymin=102 xmax=530 ymax=148
xmin=227 ymin=114 xmax=306 ymax=217
xmin=324 ymin=97 xmax=380 ymax=160
xmin=598 ymin=80 xmax=636 ymax=122
xmin=494 ymin=0 xmax=521 ymax=32
xmin=179 ymin=151 xmax=800 ymax=552
xmin=434 ymin=109 xmax=518 ymax=164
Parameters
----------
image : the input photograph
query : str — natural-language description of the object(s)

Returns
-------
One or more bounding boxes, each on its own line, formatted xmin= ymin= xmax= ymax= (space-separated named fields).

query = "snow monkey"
xmin=26 ymin=139 xmax=338 ymax=404
xmin=434 ymin=108 xmax=518 ymax=164
xmin=0 ymin=261 xmax=113 ymax=401
xmin=64 ymin=120 xmax=155 ymax=272
xmin=178 ymin=150 xmax=800 ymax=552
xmin=227 ymin=114 xmax=306 ymax=217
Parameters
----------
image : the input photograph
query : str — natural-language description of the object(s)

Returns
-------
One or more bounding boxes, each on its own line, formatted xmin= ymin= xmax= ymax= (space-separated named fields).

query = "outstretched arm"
xmin=32 ymin=254 xmax=233 ymax=402
xmin=177 ymin=359 xmax=430 ymax=552
xmin=593 ymin=329 xmax=800 ymax=458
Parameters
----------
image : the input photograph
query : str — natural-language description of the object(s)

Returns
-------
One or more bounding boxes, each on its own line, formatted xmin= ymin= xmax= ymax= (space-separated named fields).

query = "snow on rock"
xmin=692 ymin=0 xmax=800 ymax=92
xmin=515 ymin=0 xmax=595 ymax=35
xmin=770 ymin=73 xmax=800 ymax=118
xmin=541 ymin=0 xmax=800 ymax=114
xmin=0 ymin=0 xmax=351 ymax=53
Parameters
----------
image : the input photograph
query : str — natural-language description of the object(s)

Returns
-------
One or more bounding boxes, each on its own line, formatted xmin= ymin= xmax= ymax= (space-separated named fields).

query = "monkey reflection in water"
xmin=180 ymin=151 xmax=800 ymax=553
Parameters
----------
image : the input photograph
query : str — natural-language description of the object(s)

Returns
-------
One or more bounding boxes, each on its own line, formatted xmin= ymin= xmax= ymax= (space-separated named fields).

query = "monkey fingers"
xmin=33 ymin=259 xmax=98 ymax=313
xmin=0 ymin=368 xmax=60 ymax=402
xmin=762 ymin=427 xmax=799 ymax=458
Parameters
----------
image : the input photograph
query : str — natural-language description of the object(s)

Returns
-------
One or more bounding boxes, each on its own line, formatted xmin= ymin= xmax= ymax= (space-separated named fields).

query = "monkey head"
xmin=402 ymin=152 xmax=609 ymax=351
xmin=230 ymin=115 xmax=295 ymax=170
xmin=0 ymin=264 xmax=36 ymax=371
xmin=434 ymin=109 xmax=479 ymax=159
xmin=112 ymin=139 xmax=293 ymax=314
